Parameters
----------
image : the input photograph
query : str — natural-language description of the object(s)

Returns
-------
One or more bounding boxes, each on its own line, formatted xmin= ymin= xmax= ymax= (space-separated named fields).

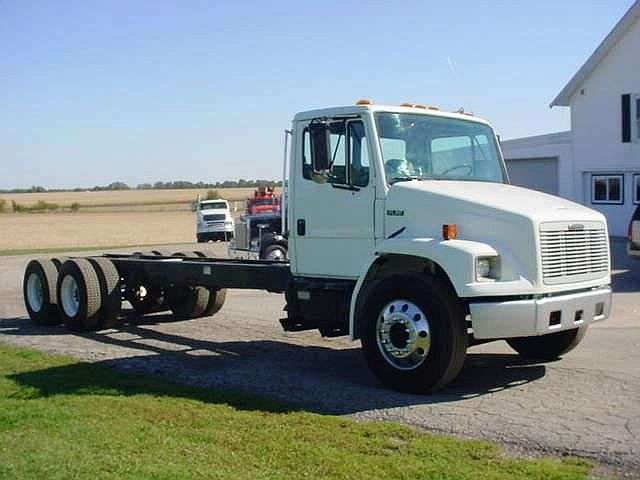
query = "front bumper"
xmin=469 ymin=286 xmax=612 ymax=339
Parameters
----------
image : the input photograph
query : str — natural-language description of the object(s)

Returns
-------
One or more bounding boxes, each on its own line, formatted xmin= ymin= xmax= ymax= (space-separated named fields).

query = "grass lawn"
xmin=0 ymin=344 xmax=595 ymax=480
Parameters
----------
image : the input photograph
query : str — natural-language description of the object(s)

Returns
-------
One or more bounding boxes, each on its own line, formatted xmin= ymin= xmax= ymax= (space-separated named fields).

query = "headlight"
xmin=476 ymin=256 xmax=500 ymax=281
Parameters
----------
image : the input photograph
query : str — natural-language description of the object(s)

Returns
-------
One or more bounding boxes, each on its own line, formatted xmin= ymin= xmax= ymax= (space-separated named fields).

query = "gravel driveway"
xmin=0 ymin=239 xmax=638 ymax=475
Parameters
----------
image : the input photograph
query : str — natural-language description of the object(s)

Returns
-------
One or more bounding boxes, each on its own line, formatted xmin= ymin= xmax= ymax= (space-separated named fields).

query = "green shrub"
xmin=70 ymin=202 xmax=81 ymax=212
xmin=11 ymin=200 xmax=60 ymax=213
xmin=205 ymin=189 xmax=220 ymax=200
xmin=0 ymin=199 xmax=6 ymax=213
xmin=32 ymin=200 xmax=59 ymax=212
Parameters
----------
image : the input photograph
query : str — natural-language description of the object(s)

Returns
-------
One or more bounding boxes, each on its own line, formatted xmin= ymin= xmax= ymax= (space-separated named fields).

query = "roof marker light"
xmin=400 ymin=102 xmax=414 ymax=107
xmin=428 ymin=105 xmax=440 ymax=111
xmin=356 ymin=98 xmax=372 ymax=105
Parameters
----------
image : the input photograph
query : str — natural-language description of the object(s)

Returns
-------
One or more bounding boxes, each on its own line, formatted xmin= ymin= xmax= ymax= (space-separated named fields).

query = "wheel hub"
xmin=60 ymin=275 xmax=80 ymax=318
xmin=26 ymin=273 xmax=44 ymax=313
xmin=376 ymin=299 xmax=431 ymax=370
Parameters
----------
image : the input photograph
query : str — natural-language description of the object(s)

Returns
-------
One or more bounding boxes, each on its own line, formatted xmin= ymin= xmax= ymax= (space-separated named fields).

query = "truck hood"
xmin=384 ymin=180 xmax=608 ymax=290
xmin=391 ymin=180 xmax=602 ymax=223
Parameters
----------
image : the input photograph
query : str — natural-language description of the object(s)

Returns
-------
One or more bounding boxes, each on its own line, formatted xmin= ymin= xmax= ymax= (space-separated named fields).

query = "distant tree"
xmin=205 ymin=189 xmax=220 ymax=200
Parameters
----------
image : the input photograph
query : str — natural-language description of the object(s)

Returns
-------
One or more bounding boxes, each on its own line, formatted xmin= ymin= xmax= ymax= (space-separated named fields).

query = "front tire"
xmin=261 ymin=244 xmax=287 ymax=261
xmin=360 ymin=274 xmax=467 ymax=394
xmin=507 ymin=327 xmax=587 ymax=360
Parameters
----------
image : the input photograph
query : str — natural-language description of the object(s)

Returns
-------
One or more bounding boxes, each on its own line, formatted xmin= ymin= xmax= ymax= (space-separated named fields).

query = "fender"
xmin=348 ymin=237 xmax=498 ymax=339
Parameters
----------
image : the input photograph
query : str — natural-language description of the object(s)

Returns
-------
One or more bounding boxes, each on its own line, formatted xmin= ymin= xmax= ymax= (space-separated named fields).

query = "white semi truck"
xmin=22 ymin=101 xmax=612 ymax=393
xmin=196 ymin=198 xmax=235 ymax=242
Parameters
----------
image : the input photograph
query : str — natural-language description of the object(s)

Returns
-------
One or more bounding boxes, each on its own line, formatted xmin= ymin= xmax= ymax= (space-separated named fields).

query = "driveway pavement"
xmin=0 ymin=239 xmax=638 ymax=475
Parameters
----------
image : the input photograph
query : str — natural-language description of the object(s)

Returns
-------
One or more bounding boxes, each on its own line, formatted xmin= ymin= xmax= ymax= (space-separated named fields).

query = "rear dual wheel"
xmin=56 ymin=258 xmax=122 ymax=331
xmin=165 ymin=251 xmax=226 ymax=319
xmin=23 ymin=259 xmax=63 ymax=325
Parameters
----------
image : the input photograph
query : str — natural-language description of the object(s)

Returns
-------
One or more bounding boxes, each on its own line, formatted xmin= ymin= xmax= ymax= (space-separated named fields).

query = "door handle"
xmin=297 ymin=219 xmax=306 ymax=236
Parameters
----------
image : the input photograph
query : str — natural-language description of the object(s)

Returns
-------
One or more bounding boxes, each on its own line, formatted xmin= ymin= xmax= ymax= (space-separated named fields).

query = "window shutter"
xmin=622 ymin=94 xmax=631 ymax=143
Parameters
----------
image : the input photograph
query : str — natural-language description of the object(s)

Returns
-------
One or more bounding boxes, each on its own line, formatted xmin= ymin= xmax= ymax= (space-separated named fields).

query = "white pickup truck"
xmin=23 ymin=100 xmax=612 ymax=393
xmin=196 ymin=199 xmax=234 ymax=242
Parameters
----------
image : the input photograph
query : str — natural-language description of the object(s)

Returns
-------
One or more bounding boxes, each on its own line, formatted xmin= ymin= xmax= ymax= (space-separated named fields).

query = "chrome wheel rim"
xmin=266 ymin=248 xmax=286 ymax=261
xmin=26 ymin=273 xmax=44 ymax=313
xmin=376 ymin=299 xmax=431 ymax=370
xmin=60 ymin=275 xmax=80 ymax=318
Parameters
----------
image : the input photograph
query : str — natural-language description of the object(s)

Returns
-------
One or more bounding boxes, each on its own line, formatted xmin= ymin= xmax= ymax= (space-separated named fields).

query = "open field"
xmin=0 ymin=343 xmax=594 ymax=479
xmin=0 ymin=211 xmax=196 ymax=253
xmin=0 ymin=187 xmax=277 ymax=208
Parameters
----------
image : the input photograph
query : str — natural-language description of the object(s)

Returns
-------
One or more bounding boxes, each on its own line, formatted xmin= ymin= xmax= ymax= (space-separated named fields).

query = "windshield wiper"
xmin=389 ymin=176 xmax=424 ymax=184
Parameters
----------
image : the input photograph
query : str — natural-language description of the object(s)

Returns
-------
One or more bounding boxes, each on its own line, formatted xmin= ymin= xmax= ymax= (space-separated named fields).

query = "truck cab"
xmin=283 ymin=101 xmax=611 ymax=392
xmin=196 ymin=199 xmax=234 ymax=242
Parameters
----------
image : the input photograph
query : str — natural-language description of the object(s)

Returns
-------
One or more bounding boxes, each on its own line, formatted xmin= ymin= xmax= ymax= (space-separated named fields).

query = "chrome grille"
xmin=540 ymin=222 xmax=609 ymax=285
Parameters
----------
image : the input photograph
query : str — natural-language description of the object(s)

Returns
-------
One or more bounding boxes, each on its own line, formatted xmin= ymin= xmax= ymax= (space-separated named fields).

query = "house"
xmin=501 ymin=0 xmax=640 ymax=236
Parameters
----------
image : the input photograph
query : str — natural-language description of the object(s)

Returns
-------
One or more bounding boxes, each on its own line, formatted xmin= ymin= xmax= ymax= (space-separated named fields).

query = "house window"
xmin=591 ymin=174 xmax=623 ymax=204
xmin=635 ymin=96 xmax=640 ymax=140
xmin=634 ymin=175 xmax=640 ymax=204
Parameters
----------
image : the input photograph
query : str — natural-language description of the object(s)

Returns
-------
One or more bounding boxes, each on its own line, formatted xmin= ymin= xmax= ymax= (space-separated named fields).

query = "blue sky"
xmin=0 ymin=0 xmax=633 ymax=189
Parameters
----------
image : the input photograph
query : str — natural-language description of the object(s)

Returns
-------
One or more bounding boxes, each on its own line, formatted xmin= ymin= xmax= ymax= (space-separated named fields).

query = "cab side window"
xmin=302 ymin=119 xmax=369 ymax=188
xmin=328 ymin=122 xmax=347 ymax=184
xmin=348 ymin=121 xmax=369 ymax=187
xmin=302 ymin=129 xmax=312 ymax=180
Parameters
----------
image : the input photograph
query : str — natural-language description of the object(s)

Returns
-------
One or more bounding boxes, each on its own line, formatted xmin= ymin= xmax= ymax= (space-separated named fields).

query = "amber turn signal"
xmin=442 ymin=224 xmax=457 ymax=240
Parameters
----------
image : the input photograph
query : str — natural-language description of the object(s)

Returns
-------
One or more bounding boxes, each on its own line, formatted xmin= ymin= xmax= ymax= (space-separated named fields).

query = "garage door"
xmin=505 ymin=157 xmax=559 ymax=195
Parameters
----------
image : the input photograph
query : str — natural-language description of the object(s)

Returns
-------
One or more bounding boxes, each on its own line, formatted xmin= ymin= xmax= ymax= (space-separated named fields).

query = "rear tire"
xmin=167 ymin=286 xmax=210 ymax=320
xmin=507 ymin=327 xmax=587 ymax=360
xmin=23 ymin=259 xmax=63 ymax=325
xmin=203 ymin=288 xmax=226 ymax=316
xmin=87 ymin=258 xmax=122 ymax=329
xmin=56 ymin=259 xmax=102 ymax=331
xmin=360 ymin=274 xmax=468 ymax=393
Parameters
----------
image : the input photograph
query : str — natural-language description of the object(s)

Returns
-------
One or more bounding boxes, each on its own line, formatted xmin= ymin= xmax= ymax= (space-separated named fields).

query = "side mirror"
xmin=309 ymin=122 xmax=331 ymax=172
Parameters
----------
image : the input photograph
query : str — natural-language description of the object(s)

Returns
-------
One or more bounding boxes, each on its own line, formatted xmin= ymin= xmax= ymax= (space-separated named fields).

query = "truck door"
xmin=292 ymin=118 xmax=375 ymax=278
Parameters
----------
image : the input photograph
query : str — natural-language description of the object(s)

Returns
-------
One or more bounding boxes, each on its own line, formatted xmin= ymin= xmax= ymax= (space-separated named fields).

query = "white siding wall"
xmin=569 ymin=19 xmax=640 ymax=235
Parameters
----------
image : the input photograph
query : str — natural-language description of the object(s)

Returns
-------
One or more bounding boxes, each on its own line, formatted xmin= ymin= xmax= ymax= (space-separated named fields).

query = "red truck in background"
xmin=246 ymin=186 xmax=280 ymax=215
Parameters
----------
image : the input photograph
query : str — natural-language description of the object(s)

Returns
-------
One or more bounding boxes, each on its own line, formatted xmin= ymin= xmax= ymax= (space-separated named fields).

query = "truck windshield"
xmin=200 ymin=202 xmax=227 ymax=210
xmin=375 ymin=112 xmax=506 ymax=184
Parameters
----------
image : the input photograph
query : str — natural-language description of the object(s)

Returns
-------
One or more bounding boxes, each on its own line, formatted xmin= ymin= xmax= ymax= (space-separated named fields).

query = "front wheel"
xmin=360 ymin=274 xmax=467 ymax=394
xmin=507 ymin=327 xmax=587 ymax=360
xmin=261 ymin=244 xmax=287 ymax=261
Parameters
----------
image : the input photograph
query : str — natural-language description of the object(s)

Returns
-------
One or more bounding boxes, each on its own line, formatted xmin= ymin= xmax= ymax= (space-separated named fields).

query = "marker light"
xmin=442 ymin=224 xmax=457 ymax=240
xmin=428 ymin=105 xmax=440 ymax=111
xmin=356 ymin=98 xmax=372 ymax=105
xmin=414 ymin=104 xmax=427 ymax=109
xmin=400 ymin=102 xmax=414 ymax=107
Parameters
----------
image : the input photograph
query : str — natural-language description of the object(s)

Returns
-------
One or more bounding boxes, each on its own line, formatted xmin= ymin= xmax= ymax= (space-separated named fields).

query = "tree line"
xmin=0 ymin=179 xmax=283 ymax=194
